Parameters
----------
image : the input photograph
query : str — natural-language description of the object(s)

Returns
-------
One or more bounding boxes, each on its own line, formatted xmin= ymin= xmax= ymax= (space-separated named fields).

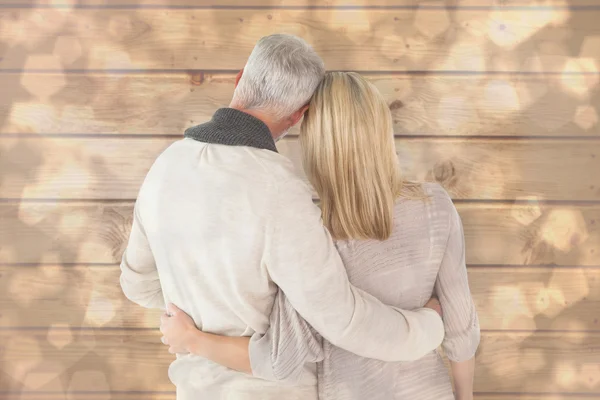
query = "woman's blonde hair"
xmin=301 ymin=72 xmax=425 ymax=241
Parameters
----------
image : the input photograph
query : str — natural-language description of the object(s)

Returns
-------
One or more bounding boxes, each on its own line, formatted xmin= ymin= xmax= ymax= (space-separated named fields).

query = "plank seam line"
xmin=1 ymin=69 xmax=598 ymax=76
xmin=0 ymin=391 xmax=176 ymax=395
xmin=3 ymin=392 xmax=600 ymax=398
xmin=472 ymin=393 xmax=600 ymax=397
xmin=3 ymin=133 xmax=600 ymax=141
xmin=1 ymin=4 xmax=600 ymax=10
xmin=1 ymin=263 xmax=597 ymax=269
xmin=3 ymin=199 xmax=600 ymax=205
xmin=0 ymin=327 xmax=597 ymax=334
xmin=5 ymin=392 xmax=597 ymax=397
xmin=5 ymin=396 xmax=600 ymax=398
xmin=0 ymin=262 xmax=120 ymax=267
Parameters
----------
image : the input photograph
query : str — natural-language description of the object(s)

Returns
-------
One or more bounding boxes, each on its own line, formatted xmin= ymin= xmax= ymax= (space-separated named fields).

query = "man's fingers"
xmin=161 ymin=336 xmax=168 ymax=345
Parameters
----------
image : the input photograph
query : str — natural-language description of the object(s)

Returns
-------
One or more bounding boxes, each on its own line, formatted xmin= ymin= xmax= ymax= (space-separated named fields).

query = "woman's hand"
xmin=160 ymin=303 xmax=200 ymax=354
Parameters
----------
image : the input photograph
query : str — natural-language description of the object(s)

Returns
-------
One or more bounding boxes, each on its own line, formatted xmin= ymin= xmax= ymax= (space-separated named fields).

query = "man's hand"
xmin=424 ymin=297 xmax=442 ymax=318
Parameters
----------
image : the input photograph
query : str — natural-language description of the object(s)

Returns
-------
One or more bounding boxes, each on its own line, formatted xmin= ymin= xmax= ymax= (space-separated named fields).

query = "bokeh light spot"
xmin=68 ymin=370 xmax=110 ymax=398
xmin=574 ymin=105 xmax=599 ymax=131
xmin=47 ymin=324 xmax=73 ymax=350
xmin=21 ymin=55 xmax=66 ymax=100
xmin=54 ymin=36 xmax=83 ymax=65
xmin=414 ymin=3 xmax=450 ymax=38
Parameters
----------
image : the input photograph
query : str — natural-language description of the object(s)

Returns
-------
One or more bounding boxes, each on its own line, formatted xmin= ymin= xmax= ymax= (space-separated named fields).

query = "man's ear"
xmin=291 ymin=104 xmax=310 ymax=126
xmin=235 ymin=69 xmax=244 ymax=88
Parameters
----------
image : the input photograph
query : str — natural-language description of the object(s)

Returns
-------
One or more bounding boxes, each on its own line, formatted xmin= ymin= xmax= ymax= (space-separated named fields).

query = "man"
xmin=120 ymin=34 xmax=444 ymax=399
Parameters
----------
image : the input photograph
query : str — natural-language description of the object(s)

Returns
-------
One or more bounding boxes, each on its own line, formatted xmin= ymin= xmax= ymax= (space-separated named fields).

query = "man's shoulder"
xmin=154 ymin=138 xmax=310 ymax=191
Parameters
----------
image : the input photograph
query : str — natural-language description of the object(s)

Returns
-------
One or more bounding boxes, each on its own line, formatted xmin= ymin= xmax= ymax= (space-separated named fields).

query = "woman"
xmin=160 ymin=72 xmax=480 ymax=400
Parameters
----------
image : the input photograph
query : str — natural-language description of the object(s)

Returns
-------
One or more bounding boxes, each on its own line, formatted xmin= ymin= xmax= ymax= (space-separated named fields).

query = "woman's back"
xmin=318 ymin=182 xmax=478 ymax=399
xmin=249 ymin=182 xmax=480 ymax=400
xmin=337 ymin=182 xmax=449 ymax=310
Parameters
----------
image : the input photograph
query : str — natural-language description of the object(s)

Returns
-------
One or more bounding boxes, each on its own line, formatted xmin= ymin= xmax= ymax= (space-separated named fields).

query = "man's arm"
xmin=120 ymin=202 xmax=165 ymax=310
xmin=265 ymin=177 xmax=444 ymax=362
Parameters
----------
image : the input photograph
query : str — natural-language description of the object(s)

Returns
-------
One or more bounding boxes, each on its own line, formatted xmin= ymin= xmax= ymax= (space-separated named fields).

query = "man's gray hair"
xmin=232 ymin=34 xmax=325 ymax=120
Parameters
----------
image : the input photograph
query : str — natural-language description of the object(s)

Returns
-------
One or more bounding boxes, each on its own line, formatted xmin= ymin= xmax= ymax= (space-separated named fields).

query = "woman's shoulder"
xmin=421 ymin=182 xmax=451 ymax=200
xmin=399 ymin=181 xmax=453 ymax=204
xmin=397 ymin=182 xmax=456 ymax=216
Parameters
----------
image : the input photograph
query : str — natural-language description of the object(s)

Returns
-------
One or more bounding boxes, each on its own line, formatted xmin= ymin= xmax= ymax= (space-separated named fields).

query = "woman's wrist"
xmin=455 ymin=389 xmax=473 ymax=400
xmin=186 ymin=329 xmax=208 ymax=356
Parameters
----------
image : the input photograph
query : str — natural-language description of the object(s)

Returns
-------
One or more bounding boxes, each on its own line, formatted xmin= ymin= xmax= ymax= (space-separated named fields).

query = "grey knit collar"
xmin=184 ymin=108 xmax=278 ymax=153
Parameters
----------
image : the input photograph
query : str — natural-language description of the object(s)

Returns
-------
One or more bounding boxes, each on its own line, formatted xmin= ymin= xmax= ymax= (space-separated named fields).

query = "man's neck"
xmin=229 ymin=105 xmax=285 ymax=140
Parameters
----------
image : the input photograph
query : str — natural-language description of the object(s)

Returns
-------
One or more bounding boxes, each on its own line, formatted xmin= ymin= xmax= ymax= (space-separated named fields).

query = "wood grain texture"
xmin=1 ymin=265 xmax=599 ymax=331
xmin=1 ymin=202 xmax=598 ymax=266
xmin=2 ymin=72 xmax=598 ymax=136
xmin=1 ymin=330 xmax=599 ymax=394
xmin=0 ymin=0 xmax=596 ymax=6
xmin=1 ymin=137 xmax=599 ymax=200
xmin=1 ymin=9 xmax=599 ymax=72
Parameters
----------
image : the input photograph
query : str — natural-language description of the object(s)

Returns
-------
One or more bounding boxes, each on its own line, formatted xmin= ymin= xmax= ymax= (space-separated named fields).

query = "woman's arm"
xmin=450 ymin=358 xmax=475 ymax=400
xmin=247 ymin=288 xmax=324 ymax=383
xmin=161 ymin=292 xmax=443 ymax=383
xmin=160 ymin=303 xmax=252 ymax=374
xmin=435 ymin=199 xmax=480 ymax=400
xmin=159 ymin=290 xmax=326 ymax=383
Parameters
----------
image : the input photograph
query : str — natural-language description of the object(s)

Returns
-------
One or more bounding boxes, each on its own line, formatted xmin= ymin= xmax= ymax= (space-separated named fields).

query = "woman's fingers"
xmin=166 ymin=303 xmax=181 ymax=316
xmin=161 ymin=336 xmax=168 ymax=345
xmin=160 ymin=313 xmax=169 ymax=324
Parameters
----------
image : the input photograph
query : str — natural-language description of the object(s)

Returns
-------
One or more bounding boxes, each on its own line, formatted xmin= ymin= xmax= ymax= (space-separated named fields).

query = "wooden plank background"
xmin=1 ymin=73 xmax=599 ymax=137
xmin=1 ymin=9 xmax=600 ymax=72
xmin=0 ymin=0 xmax=599 ymax=398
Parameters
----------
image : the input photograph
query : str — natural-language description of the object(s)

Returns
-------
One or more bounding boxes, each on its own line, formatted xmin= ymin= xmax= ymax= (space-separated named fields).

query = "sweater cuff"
xmin=248 ymin=332 xmax=278 ymax=382
xmin=420 ymin=307 xmax=445 ymax=345
xmin=397 ymin=307 xmax=445 ymax=358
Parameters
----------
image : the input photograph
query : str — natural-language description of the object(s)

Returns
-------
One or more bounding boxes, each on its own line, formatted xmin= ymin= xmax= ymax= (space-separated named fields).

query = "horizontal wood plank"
xmin=1 ymin=0 xmax=597 ymax=6
xmin=1 ymin=265 xmax=599 ymax=331
xmin=0 ymin=330 xmax=599 ymax=394
xmin=1 ymin=9 xmax=599 ymax=72
xmin=1 ymin=137 xmax=599 ymax=200
xmin=0 ymin=202 xmax=598 ymax=265
xmin=2 ymin=73 xmax=598 ymax=136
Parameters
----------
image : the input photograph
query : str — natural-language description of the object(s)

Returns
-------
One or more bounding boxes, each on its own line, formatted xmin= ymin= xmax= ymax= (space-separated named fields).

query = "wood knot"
xmin=389 ymin=100 xmax=404 ymax=111
xmin=189 ymin=71 xmax=205 ymax=86
xmin=571 ymin=233 xmax=581 ymax=246
xmin=432 ymin=160 xmax=456 ymax=185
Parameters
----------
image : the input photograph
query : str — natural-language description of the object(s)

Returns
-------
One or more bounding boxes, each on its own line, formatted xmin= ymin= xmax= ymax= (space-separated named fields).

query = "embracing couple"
xmin=120 ymin=34 xmax=480 ymax=400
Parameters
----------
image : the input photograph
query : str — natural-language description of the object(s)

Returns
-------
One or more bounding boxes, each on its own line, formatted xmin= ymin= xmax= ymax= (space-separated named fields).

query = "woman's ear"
xmin=235 ymin=69 xmax=244 ymax=88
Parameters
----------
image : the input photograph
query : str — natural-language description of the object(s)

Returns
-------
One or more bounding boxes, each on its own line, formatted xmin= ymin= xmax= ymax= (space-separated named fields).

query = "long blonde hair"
xmin=301 ymin=72 xmax=424 ymax=241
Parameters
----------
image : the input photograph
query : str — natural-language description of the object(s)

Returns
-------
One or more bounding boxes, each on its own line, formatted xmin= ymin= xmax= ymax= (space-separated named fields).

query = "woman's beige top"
xmin=249 ymin=183 xmax=481 ymax=400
